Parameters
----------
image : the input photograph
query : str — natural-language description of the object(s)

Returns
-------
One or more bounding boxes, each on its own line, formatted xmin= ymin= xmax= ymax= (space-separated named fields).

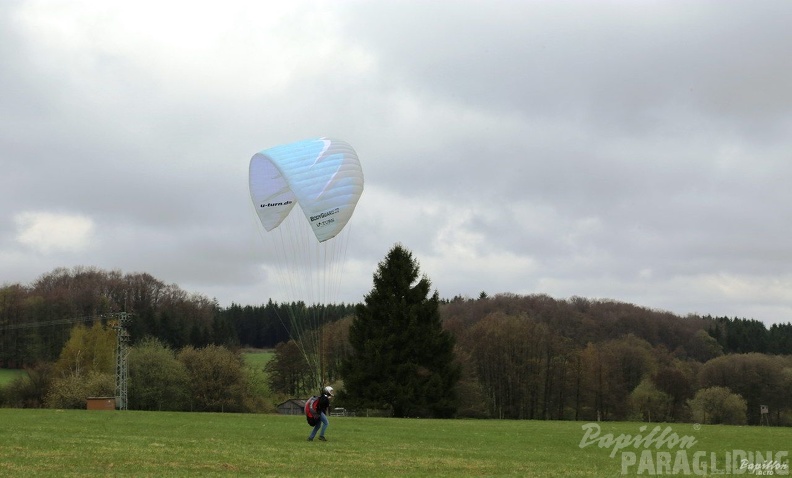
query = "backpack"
xmin=304 ymin=396 xmax=319 ymax=426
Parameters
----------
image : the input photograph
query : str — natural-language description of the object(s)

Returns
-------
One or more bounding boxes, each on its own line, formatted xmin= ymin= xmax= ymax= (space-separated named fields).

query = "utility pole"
xmin=113 ymin=312 xmax=132 ymax=410
xmin=0 ymin=312 xmax=133 ymax=410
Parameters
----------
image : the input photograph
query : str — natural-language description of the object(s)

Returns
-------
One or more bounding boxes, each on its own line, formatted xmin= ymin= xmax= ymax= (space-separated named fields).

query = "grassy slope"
xmin=0 ymin=369 xmax=25 ymax=387
xmin=1 ymin=409 xmax=790 ymax=477
xmin=242 ymin=349 xmax=274 ymax=372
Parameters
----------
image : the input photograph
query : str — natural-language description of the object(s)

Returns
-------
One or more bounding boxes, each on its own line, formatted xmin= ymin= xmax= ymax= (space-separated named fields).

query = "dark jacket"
xmin=316 ymin=393 xmax=331 ymax=414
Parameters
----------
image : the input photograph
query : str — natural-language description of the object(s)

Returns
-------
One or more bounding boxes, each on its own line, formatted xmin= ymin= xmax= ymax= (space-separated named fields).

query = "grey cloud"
xmin=2 ymin=1 xmax=792 ymax=324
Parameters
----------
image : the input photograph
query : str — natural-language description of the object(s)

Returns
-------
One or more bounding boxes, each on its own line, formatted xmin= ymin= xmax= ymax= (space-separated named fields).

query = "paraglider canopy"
xmin=249 ymin=138 xmax=364 ymax=242
xmin=248 ymin=137 xmax=364 ymax=392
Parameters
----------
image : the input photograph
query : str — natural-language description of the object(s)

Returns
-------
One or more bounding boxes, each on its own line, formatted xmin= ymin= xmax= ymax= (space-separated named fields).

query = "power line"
xmin=0 ymin=313 xmax=119 ymax=331
xmin=1 ymin=312 xmax=134 ymax=410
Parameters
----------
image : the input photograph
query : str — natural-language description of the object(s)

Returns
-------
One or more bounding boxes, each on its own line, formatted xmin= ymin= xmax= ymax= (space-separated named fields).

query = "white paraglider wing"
xmin=248 ymin=154 xmax=297 ymax=231
xmin=249 ymin=138 xmax=364 ymax=242
xmin=248 ymin=137 xmax=364 ymax=392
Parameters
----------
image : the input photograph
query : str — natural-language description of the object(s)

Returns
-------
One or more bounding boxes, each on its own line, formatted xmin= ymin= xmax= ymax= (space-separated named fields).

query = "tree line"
xmin=2 ymin=263 xmax=792 ymax=425
xmin=440 ymin=294 xmax=792 ymax=424
xmin=0 ymin=267 xmax=353 ymax=368
xmin=1 ymin=322 xmax=272 ymax=413
xmin=259 ymin=251 xmax=792 ymax=425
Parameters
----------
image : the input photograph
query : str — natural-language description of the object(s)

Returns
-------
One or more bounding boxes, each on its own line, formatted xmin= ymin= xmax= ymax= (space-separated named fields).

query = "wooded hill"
xmin=442 ymin=293 xmax=792 ymax=357
xmin=2 ymin=267 xmax=791 ymax=424
xmin=441 ymin=293 xmax=792 ymax=424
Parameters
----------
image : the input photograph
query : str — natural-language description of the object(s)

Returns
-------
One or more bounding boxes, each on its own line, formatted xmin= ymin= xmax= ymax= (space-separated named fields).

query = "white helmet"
xmin=323 ymin=386 xmax=334 ymax=396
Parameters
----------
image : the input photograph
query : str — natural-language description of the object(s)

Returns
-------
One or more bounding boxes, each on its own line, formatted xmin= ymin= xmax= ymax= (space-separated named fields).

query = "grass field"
xmin=242 ymin=349 xmax=274 ymax=371
xmin=0 ymin=369 xmax=25 ymax=387
xmin=1 ymin=409 xmax=790 ymax=477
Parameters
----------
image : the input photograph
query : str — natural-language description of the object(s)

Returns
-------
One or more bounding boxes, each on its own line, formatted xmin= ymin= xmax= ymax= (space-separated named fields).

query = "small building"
xmin=86 ymin=397 xmax=116 ymax=410
xmin=277 ymin=399 xmax=307 ymax=415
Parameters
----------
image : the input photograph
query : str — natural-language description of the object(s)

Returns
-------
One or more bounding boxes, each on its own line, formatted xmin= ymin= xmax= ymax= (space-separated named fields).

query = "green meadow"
xmin=1 ymin=409 xmax=790 ymax=477
xmin=243 ymin=349 xmax=274 ymax=371
xmin=0 ymin=369 xmax=25 ymax=387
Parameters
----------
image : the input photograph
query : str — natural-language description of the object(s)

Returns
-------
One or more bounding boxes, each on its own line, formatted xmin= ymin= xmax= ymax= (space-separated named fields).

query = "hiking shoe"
xmin=318 ymin=436 xmax=327 ymax=441
xmin=307 ymin=437 xmax=313 ymax=441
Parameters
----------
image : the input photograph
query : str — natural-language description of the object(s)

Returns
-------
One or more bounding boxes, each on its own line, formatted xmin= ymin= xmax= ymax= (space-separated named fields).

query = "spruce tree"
xmin=341 ymin=244 xmax=459 ymax=418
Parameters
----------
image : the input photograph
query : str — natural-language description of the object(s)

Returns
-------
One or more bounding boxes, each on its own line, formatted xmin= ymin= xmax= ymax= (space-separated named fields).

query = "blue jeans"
xmin=308 ymin=412 xmax=328 ymax=439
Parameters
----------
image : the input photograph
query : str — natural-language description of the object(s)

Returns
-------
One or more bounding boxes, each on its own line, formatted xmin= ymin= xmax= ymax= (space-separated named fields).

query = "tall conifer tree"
xmin=341 ymin=244 xmax=459 ymax=418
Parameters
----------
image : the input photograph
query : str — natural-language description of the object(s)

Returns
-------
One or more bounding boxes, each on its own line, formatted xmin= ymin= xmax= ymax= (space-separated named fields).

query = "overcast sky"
xmin=2 ymin=1 xmax=792 ymax=325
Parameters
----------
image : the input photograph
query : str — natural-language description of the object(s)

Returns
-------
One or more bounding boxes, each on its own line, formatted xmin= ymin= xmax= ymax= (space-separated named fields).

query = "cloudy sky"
xmin=2 ymin=1 xmax=792 ymax=325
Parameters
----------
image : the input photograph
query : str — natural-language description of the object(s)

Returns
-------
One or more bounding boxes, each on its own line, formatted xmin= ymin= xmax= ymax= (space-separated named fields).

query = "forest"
xmin=1 ymin=266 xmax=792 ymax=425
